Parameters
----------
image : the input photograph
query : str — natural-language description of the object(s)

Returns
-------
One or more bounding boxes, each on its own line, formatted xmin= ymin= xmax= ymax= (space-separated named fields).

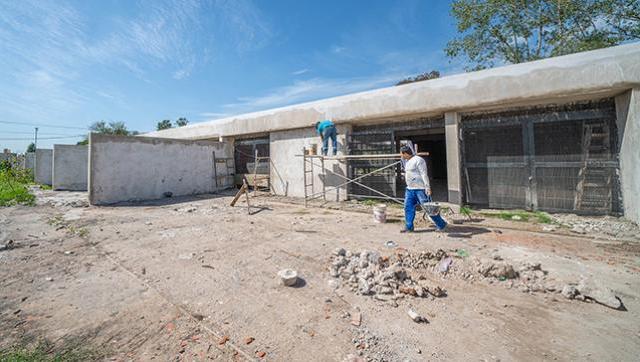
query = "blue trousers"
xmin=322 ymin=126 xmax=337 ymax=156
xmin=404 ymin=189 xmax=447 ymax=230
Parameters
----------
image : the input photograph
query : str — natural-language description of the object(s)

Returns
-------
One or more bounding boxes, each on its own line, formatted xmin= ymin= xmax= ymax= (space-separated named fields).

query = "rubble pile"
xmin=552 ymin=214 xmax=640 ymax=240
xmin=329 ymin=248 xmax=446 ymax=300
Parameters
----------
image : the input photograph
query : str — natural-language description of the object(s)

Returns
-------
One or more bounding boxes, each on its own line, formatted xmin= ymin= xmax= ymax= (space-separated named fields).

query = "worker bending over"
xmin=315 ymin=119 xmax=338 ymax=156
xmin=400 ymin=145 xmax=447 ymax=233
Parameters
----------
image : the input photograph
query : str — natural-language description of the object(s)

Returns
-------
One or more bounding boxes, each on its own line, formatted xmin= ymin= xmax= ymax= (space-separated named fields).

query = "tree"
xmin=446 ymin=0 xmax=640 ymax=71
xmin=26 ymin=143 xmax=35 ymax=153
xmin=175 ymin=117 xmax=189 ymax=127
xmin=77 ymin=121 xmax=136 ymax=144
xmin=156 ymin=119 xmax=173 ymax=131
xmin=396 ymin=70 xmax=441 ymax=86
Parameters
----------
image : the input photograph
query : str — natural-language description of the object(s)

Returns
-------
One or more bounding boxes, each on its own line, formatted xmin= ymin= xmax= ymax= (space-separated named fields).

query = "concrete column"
xmin=615 ymin=88 xmax=640 ymax=224
xmin=445 ymin=112 xmax=462 ymax=205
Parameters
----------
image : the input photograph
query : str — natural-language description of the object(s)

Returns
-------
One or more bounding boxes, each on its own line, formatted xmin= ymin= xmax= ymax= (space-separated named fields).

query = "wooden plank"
xmin=230 ymin=183 xmax=247 ymax=207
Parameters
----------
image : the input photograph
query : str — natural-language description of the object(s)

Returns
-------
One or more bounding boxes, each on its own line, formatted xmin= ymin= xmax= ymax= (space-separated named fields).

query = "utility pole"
xmin=34 ymin=127 xmax=38 ymax=150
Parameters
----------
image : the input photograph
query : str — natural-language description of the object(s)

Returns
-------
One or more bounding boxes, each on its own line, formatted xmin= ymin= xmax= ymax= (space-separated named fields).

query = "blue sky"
xmin=0 ymin=0 xmax=461 ymax=152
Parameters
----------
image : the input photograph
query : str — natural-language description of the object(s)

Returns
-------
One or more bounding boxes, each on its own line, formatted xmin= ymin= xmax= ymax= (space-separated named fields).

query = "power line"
xmin=0 ymin=120 xmax=88 ymax=130
xmin=0 ymin=135 xmax=85 ymax=141
xmin=1 ymin=130 xmax=82 ymax=136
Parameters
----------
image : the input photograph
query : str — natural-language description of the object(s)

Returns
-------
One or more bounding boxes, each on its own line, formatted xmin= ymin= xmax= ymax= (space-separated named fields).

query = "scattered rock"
xmin=278 ymin=269 xmax=299 ymax=286
xmin=244 ymin=337 xmax=254 ymax=345
xmin=576 ymin=278 xmax=623 ymax=310
xmin=0 ymin=240 xmax=15 ymax=251
xmin=407 ymin=309 xmax=426 ymax=323
xmin=217 ymin=335 xmax=229 ymax=345
xmin=256 ymin=351 xmax=266 ymax=358
xmin=350 ymin=311 xmax=362 ymax=327
xmin=511 ymin=215 xmax=522 ymax=221
xmin=45 ymin=277 xmax=54 ymax=282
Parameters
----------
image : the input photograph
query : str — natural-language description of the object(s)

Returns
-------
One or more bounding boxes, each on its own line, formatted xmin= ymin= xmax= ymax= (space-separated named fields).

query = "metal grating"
xmin=461 ymin=99 xmax=621 ymax=215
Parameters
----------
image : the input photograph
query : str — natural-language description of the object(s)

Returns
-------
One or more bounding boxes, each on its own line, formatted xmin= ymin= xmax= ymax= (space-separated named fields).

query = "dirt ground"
xmin=1 ymin=189 xmax=640 ymax=361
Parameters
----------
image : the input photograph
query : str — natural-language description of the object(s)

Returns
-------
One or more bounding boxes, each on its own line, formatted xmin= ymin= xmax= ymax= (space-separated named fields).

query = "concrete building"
xmin=144 ymin=43 xmax=640 ymax=223
xmin=53 ymin=145 xmax=88 ymax=191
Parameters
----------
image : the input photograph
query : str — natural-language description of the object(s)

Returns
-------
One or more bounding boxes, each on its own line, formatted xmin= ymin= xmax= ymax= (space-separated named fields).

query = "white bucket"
xmin=373 ymin=204 xmax=387 ymax=223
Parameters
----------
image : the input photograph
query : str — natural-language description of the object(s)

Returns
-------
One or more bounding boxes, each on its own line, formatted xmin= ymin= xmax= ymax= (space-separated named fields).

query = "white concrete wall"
xmin=270 ymin=125 xmax=351 ymax=200
xmin=616 ymin=88 xmax=640 ymax=224
xmin=89 ymin=133 xmax=232 ymax=205
xmin=53 ymin=145 xmax=88 ymax=191
xmin=34 ymin=149 xmax=52 ymax=185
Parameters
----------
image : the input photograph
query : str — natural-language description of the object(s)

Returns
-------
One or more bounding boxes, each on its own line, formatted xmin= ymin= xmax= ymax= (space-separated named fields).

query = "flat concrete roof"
xmin=146 ymin=43 xmax=640 ymax=139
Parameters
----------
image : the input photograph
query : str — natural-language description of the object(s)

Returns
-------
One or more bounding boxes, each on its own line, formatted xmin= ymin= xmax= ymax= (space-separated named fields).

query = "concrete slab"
xmin=53 ymin=145 xmax=88 ymax=191
xmin=35 ymin=149 xmax=53 ymax=185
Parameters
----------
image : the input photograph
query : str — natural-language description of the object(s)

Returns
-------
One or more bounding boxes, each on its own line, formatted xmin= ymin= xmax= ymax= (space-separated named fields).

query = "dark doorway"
xmin=395 ymin=130 xmax=448 ymax=202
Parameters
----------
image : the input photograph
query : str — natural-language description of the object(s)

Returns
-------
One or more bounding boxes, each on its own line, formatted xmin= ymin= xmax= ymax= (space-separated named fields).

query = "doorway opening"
xmin=395 ymin=129 xmax=448 ymax=202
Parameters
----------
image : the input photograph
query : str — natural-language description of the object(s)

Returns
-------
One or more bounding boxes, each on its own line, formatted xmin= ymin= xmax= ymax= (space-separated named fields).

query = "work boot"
xmin=400 ymin=227 xmax=414 ymax=233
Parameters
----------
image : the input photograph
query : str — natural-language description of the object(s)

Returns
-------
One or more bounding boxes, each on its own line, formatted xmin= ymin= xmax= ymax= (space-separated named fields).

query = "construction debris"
xmin=329 ymin=249 xmax=446 ymax=299
xmin=407 ymin=309 xmax=426 ymax=323
xmin=562 ymin=278 xmax=624 ymax=310
xmin=278 ymin=268 xmax=299 ymax=286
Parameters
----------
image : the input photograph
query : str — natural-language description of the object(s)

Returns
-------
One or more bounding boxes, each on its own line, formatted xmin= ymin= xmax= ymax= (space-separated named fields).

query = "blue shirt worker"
xmin=400 ymin=145 xmax=447 ymax=233
xmin=315 ymin=120 xmax=338 ymax=156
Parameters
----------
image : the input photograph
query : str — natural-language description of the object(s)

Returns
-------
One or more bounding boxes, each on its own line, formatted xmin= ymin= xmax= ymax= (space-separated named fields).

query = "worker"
xmin=315 ymin=119 xmax=338 ymax=156
xmin=400 ymin=145 xmax=447 ymax=233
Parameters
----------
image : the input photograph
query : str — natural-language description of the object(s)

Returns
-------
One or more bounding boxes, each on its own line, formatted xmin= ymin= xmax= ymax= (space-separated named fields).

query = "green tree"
xmin=77 ymin=121 xmax=136 ymax=144
xmin=175 ymin=117 xmax=189 ymax=127
xmin=26 ymin=143 xmax=36 ymax=153
xmin=446 ymin=0 xmax=640 ymax=70
xmin=156 ymin=119 xmax=173 ymax=130
xmin=396 ymin=70 xmax=441 ymax=86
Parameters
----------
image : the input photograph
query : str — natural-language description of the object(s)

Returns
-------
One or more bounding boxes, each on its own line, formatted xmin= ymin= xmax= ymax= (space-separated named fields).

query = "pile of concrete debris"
xmin=329 ymin=247 xmax=624 ymax=310
xmin=329 ymin=248 xmax=446 ymax=302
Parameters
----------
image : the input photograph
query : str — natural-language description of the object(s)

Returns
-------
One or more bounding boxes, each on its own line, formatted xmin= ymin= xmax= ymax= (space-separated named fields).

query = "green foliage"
xmin=78 ymin=120 xmax=137 ymax=144
xmin=396 ymin=70 xmax=441 ymax=86
xmin=26 ymin=142 xmax=36 ymax=153
xmin=175 ymin=117 xmax=189 ymax=127
xmin=0 ymin=341 xmax=102 ymax=361
xmin=446 ymin=0 xmax=640 ymax=70
xmin=459 ymin=205 xmax=473 ymax=219
xmin=480 ymin=210 xmax=553 ymax=223
xmin=156 ymin=119 xmax=173 ymax=130
xmin=0 ymin=160 xmax=35 ymax=207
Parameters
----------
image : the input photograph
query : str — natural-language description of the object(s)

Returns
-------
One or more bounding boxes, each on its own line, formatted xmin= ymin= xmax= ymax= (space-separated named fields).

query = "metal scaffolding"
xmin=299 ymin=148 xmax=430 ymax=207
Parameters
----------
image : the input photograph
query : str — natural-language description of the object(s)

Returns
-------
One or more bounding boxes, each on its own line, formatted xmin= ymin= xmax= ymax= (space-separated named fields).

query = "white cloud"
xmin=331 ymin=45 xmax=346 ymax=54
xmin=222 ymin=74 xmax=400 ymax=113
xmin=292 ymin=68 xmax=310 ymax=75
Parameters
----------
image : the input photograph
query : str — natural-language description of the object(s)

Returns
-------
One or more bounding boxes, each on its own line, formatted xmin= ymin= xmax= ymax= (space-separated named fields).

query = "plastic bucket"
xmin=373 ymin=204 xmax=387 ymax=223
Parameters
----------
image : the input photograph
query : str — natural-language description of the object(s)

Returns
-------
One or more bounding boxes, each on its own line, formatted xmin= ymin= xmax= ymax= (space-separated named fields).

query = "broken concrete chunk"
xmin=407 ymin=309 xmax=426 ymax=323
xmin=576 ymin=278 xmax=623 ymax=310
xmin=350 ymin=311 xmax=362 ymax=326
xmin=334 ymin=248 xmax=346 ymax=257
xmin=278 ymin=269 xmax=298 ymax=286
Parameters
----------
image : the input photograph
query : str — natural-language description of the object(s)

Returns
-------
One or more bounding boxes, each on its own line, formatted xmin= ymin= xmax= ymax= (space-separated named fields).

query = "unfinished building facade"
xmin=139 ymin=43 xmax=639 ymax=223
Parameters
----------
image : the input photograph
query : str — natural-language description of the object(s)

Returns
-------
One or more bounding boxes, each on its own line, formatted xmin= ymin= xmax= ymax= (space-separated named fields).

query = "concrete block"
xmin=35 ymin=149 xmax=53 ymax=185
xmin=53 ymin=145 xmax=88 ymax=191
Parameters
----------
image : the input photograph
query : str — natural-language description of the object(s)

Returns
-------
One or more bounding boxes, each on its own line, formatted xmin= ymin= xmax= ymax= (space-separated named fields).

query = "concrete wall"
xmin=53 ymin=145 xmax=88 ymax=191
xmin=616 ymin=88 xmax=640 ymax=224
xmin=89 ymin=133 xmax=232 ymax=205
xmin=270 ymin=125 xmax=351 ymax=200
xmin=34 ymin=149 xmax=52 ymax=185
xmin=445 ymin=112 xmax=462 ymax=205
xmin=146 ymin=43 xmax=640 ymax=140
xmin=22 ymin=152 xmax=35 ymax=173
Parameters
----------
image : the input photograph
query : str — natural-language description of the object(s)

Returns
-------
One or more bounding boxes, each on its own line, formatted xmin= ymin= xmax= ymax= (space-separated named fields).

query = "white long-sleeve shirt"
xmin=404 ymin=155 xmax=431 ymax=190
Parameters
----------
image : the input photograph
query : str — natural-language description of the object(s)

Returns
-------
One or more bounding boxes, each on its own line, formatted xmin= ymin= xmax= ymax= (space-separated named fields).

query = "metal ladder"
xmin=574 ymin=122 xmax=612 ymax=212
